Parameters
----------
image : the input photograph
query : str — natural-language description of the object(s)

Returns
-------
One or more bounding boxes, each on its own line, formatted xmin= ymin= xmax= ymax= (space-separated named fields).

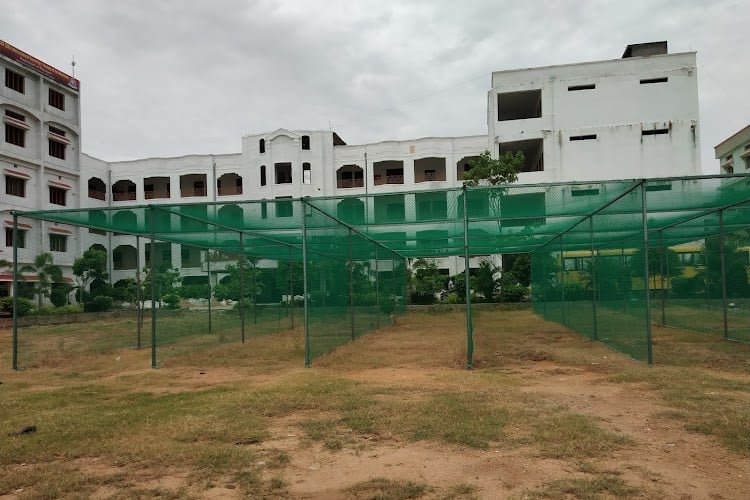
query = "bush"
xmin=33 ymin=306 xmax=55 ymax=316
xmin=178 ymin=284 xmax=210 ymax=300
xmin=0 ymin=296 xmax=33 ymax=317
xmin=232 ymin=298 xmax=256 ymax=310
xmin=162 ymin=293 xmax=180 ymax=309
xmin=84 ymin=295 xmax=113 ymax=312
xmin=501 ymin=284 xmax=528 ymax=302
xmin=50 ymin=286 xmax=69 ymax=307
xmin=410 ymin=291 xmax=436 ymax=305
xmin=55 ymin=304 xmax=83 ymax=315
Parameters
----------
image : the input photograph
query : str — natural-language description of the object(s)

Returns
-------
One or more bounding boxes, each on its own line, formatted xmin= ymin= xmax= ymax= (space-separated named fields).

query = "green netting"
xmin=10 ymin=174 xmax=750 ymax=368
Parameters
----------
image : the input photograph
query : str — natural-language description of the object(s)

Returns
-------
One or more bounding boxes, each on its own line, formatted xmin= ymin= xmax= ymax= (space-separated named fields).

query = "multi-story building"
xmin=2 ymin=40 xmax=704 ymax=299
xmin=715 ymin=124 xmax=750 ymax=175
xmin=1 ymin=40 xmax=81 ymax=296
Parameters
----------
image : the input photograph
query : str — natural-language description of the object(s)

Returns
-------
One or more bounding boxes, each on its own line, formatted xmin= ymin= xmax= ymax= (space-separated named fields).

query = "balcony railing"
xmin=181 ymin=187 xmax=207 ymax=197
xmin=218 ymin=186 xmax=243 ymax=196
xmin=145 ymin=190 xmax=170 ymax=200
xmin=386 ymin=175 xmax=404 ymax=184
xmin=113 ymin=192 xmax=136 ymax=201
xmin=88 ymin=189 xmax=106 ymax=200
xmin=337 ymin=178 xmax=364 ymax=188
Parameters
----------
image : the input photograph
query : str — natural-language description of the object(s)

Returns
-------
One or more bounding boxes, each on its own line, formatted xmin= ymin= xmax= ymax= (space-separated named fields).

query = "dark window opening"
xmin=301 ymin=135 xmax=310 ymax=150
xmin=568 ymin=84 xmax=596 ymax=91
xmin=502 ymin=192 xmax=546 ymax=227
xmin=49 ymin=88 xmax=65 ymax=110
xmin=5 ymin=228 xmax=26 ymax=248
xmin=49 ymin=139 xmax=66 ymax=159
xmin=276 ymin=197 xmax=293 ymax=218
xmin=646 ymin=184 xmax=672 ymax=192
xmin=49 ymin=186 xmax=67 ymax=206
xmin=6 ymin=175 xmax=26 ymax=197
xmin=261 ymin=202 xmax=268 ymax=219
xmin=497 ymin=89 xmax=542 ymax=121
xmin=569 ymin=134 xmax=597 ymax=141
xmin=259 ymin=138 xmax=265 ymax=153
xmin=498 ymin=138 xmax=544 ymax=173
xmin=640 ymin=77 xmax=668 ymax=84
xmin=260 ymin=165 xmax=267 ymax=186
xmin=5 ymin=69 xmax=24 ymax=93
xmin=642 ymin=128 xmax=669 ymax=136
xmin=275 ymin=163 xmax=292 ymax=184
xmin=49 ymin=234 xmax=67 ymax=252
xmin=5 ymin=123 xmax=25 ymax=147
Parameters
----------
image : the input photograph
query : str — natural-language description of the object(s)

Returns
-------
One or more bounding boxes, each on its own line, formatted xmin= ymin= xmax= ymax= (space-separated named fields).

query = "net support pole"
xmin=149 ymin=206 xmax=157 ymax=369
xmin=658 ymin=230 xmax=666 ymax=326
xmin=462 ymin=185 xmax=474 ymax=369
xmin=136 ymin=235 xmax=142 ymax=349
xmin=12 ymin=212 xmax=19 ymax=371
xmin=349 ymin=228 xmax=355 ymax=340
xmin=641 ymin=183 xmax=653 ymax=365
xmin=589 ymin=216 xmax=598 ymax=340
xmin=288 ymin=247 xmax=294 ymax=329
xmin=206 ymin=250 xmax=212 ymax=334
xmin=239 ymin=232 xmax=245 ymax=343
xmin=560 ymin=237 xmax=566 ymax=326
xmin=719 ymin=209 xmax=728 ymax=339
xmin=302 ymin=200 xmax=311 ymax=367
xmin=374 ymin=244 xmax=380 ymax=329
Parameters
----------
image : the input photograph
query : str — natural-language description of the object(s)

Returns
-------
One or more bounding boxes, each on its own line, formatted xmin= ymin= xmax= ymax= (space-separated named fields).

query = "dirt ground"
xmin=2 ymin=310 xmax=750 ymax=499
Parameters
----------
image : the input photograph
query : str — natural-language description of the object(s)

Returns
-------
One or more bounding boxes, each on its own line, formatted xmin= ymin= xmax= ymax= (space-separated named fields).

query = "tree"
xmin=73 ymin=248 xmax=109 ymax=303
xmin=476 ymin=259 xmax=500 ymax=300
xmin=463 ymin=150 xmax=524 ymax=186
xmin=21 ymin=252 xmax=64 ymax=308
xmin=143 ymin=265 xmax=181 ymax=306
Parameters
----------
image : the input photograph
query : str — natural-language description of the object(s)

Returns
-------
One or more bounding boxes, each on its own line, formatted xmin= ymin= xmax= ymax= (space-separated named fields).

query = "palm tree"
xmin=21 ymin=253 xmax=63 ymax=308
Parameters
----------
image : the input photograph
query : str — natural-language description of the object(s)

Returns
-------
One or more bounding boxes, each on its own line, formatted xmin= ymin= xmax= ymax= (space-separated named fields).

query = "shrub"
xmin=178 ymin=284 xmax=210 ymax=299
xmin=50 ymin=286 xmax=69 ymax=307
xmin=33 ymin=306 xmax=55 ymax=316
xmin=84 ymin=295 xmax=113 ymax=312
xmin=501 ymin=284 xmax=528 ymax=302
xmin=410 ymin=291 xmax=436 ymax=305
xmin=162 ymin=293 xmax=180 ymax=309
xmin=0 ymin=296 xmax=34 ymax=317
xmin=55 ymin=304 xmax=83 ymax=315
xmin=446 ymin=292 xmax=461 ymax=304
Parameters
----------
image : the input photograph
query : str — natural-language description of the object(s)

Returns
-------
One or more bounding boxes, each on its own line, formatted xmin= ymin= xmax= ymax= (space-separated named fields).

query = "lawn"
xmin=1 ymin=309 xmax=749 ymax=499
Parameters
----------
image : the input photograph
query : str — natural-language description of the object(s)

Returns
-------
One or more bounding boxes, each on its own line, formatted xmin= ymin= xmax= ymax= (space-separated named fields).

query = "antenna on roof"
xmin=71 ymin=56 xmax=76 ymax=77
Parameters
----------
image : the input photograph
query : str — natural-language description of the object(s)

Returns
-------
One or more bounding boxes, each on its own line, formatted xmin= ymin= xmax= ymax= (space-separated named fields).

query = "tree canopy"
xmin=463 ymin=150 xmax=524 ymax=186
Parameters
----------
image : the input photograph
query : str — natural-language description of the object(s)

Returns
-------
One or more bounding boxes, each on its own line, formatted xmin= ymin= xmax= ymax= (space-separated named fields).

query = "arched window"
xmin=87 ymin=177 xmax=106 ymax=200
xmin=260 ymin=165 xmax=267 ymax=186
xmin=301 ymin=135 xmax=310 ymax=150
xmin=259 ymin=138 xmax=265 ymax=153
xmin=302 ymin=162 xmax=311 ymax=184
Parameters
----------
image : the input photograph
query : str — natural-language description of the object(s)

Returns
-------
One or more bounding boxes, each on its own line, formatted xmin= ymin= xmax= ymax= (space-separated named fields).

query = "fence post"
xmin=288 ymin=247 xmax=294 ymax=329
xmin=239 ymin=232 xmax=245 ymax=343
xmin=302 ymin=200 xmax=311 ymax=367
xmin=136 ymin=235 xmax=142 ymax=349
xmin=560 ymin=237 xmax=566 ymax=326
xmin=12 ymin=212 xmax=19 ymax=371
xmin=589 ymin=216 xmax=598 ymax=340
xmin=659 ymin=230 xmax=666 ymax=326
xmin=149 ymin=206 xmax=157 ymax=369
xmin=641 ymin=183 xmax=653 ymax=365
xmin=349 ymin=228 xmax=355 ymax=340
xmin=374 ymin=244 xmax=380 ymax=329
xmin=719 ymin=209 xmax=728 ymax=339
xmin=206 ymin=250 xmax=212 ymax=334
xmin=462 ymin=185 xmax=474 ymax=369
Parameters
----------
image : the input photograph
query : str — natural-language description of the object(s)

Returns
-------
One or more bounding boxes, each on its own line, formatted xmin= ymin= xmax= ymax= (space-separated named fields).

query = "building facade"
xmin=2 ymin=40 xmax=703 ymax=298
xmin=715 ymin=124 xmax=750 ymax=175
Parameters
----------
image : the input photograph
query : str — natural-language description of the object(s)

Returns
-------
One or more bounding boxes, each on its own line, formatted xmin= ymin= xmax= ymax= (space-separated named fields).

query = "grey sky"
xmin=4 ymin=0 xmax=748 ymax=172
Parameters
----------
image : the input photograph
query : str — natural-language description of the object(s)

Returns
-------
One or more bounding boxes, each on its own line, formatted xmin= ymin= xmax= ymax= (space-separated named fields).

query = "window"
xmin=49 ymin=234 xmax=67 ymax=252
xmin=49 ymin=186 xmax=67 ymax=206
xmin=301 ymin=135 xmax=310 ymax=150
xmin=4 ymin=110 xmax=26 ymax=147
xmin=640 ymin=77 xmax=668 ymax=84
xmin=5 ymin=68 xmax=24 ymax=93
xmin=275 ymin=163 xmax=292 ymax=184
xmin=49 ymin=139 xmax=66 ymax=159
xmin=49 ymin=88 xmax=65 ymax=110
xmin=497 ymin=89 xmax=542 ymax=121
xmin=5 ymin=175 xmax=26 ymax=197
xmin=571 ymin=188 xmax=599 ymax=197
xmin=303 ymin=162 xmax=311 ymax=184
xmin=5 ymin=228 xmax=26 ymax=248
xmin=642 ymin=129 xmax=669 ymax=136
xmin=276 ymin=197 xmax=293 ymax=218
xmin=259 ymin=138 xmax=265 ymax=153
xmin=261 ymin=201 xmax=268 ymax=219
xmin=569 ymin=134 xmax=597 ymax=141
xmin=260 ymin=165 xmax=266 ymax=186
xmin=568 ymin=84 xmax=595 ymax=91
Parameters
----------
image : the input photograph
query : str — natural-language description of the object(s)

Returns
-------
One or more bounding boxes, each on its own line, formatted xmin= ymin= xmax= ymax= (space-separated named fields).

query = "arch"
xmin=336 ymin=198 xmax=365 ymax=225
xmin=88 ymin=210 xmax=107 ymax=234
xmin=89 ymin=243 xmax=107 ymax=253
xmin=218 ymin=204 xmax=243 ymax=229
xmin=180 ymin=173 xmax=207 ymax=197
xmin=144 ymin=176 xmax=170 ymax=199
xmin=113 ymin=245 xmax=137 ymax=270
xmin=217 ymin=172 xmax=243 ymax=196
xmin=373 ymin=160 xmax=404 ymax=185
xmin=87 ymin=177 xmax=106 ymax=200
xmin=337 ymin=164 xmax=363 ymax=188
xmin=456 ymin=156 xmax=480 ymax=181
xmin=112 ymin=210 xmax=137 ymax=232
xmin=112 ymin=179 xmax=136 ymax=201
xmin=414 ymin=157 xmax=446 ymax=182
xmin=259 ymin=138 xmax=265 ymax=153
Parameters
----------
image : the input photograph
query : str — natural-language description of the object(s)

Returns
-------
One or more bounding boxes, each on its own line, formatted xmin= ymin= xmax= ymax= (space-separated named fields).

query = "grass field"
xmin=1 ymin=309 xmax=750 ymax=499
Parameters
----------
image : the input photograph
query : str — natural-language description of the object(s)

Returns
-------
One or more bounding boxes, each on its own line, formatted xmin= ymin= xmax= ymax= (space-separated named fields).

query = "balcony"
xmin=145 ymin=190 xmax=170 ymax=200
xmin=113 ymin=192 xmax=136 ymax=201
xmin=181 ymin=187 xmax=207 ymax=198
xmin=217 ymin=186 xmax=242 ymax=196
xmin=337 ymin=178 xmax=364 ymax=189
xmin=88 ymin=189 xmax=106 ymax=200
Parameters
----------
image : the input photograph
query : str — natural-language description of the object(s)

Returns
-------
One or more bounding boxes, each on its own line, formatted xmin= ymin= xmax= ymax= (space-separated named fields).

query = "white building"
xmin=2 ymin=40 xmax=703 ymax=298
xmin=715 ymin=124 xmax=750 ymax=175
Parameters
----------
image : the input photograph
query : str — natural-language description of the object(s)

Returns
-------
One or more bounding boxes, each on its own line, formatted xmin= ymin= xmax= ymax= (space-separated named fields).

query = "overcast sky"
xmin=4 ymin=0 xmax=748 ymax=172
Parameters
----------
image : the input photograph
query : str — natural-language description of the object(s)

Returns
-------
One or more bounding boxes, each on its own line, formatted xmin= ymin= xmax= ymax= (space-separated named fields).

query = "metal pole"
xmin=288 ymin=246 xmax=294 ymax=329
xmin=719 ymin=210 xmax=728 ymax=339
xmin=207 ymin=250 xmax=212 ymax=334
xmin=302 ymin=201 xmax=311 ymax=367
xmin=12 ymin=212 xmax=19 ymax=370
xmin=239 ymin=232 xmax=245 ymax=343
xmin=658 ymin=231 xmax=666 ymax=326
xmin=560 ymin=237 xmax=566 ymax=326
xmin=589 ymin=216 xmax=598 ymax=340
xmin=374 ymin=244 xmax=380 ymax=329
xmin=462 ymin=185 xmax=474 ymax=369
xmin=349 ymin=228 xmax=355 ymax=340
xmin=641 ymin=184 xmax=653 ymax=365
xmin=136 ymin=235 xmax=142 ymax=349
xmin=149 ymin=207 xmax=157 ymax=369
